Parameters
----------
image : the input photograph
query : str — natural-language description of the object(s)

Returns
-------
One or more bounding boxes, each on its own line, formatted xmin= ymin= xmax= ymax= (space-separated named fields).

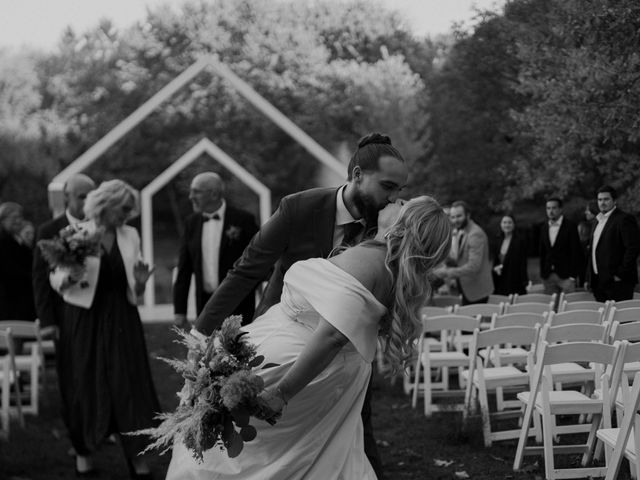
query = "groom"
xmin=195 ymin=134 xmax=409 ymax=479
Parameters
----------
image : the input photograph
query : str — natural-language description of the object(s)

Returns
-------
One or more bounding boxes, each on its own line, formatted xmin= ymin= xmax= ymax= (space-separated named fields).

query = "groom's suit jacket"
xmin=173 ymin=205 xmax=258 ymax=323
xmin=196 ymin=186 xmax=358 ymax=335
xmin=32 ymin=214 xmax=70 ymax=328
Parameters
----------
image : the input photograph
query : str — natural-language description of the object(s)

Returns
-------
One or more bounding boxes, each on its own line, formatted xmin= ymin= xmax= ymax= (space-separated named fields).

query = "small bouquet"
xmin=133 ymin=316 xmax=277 ymax=462
xmin=38 ymin=223 xmax=102 ymax=288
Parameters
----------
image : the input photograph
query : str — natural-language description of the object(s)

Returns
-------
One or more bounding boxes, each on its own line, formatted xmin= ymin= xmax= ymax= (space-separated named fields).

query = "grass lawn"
xmin=0 ymin=322 xmax=620 ymax=480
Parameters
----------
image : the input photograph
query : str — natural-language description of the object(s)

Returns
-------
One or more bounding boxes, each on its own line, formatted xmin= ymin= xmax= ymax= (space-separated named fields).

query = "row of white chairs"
xmin=408 ymin=306 xmax=640 ymax=479
xmin=0 ymin=319 xmax=47 ymax=439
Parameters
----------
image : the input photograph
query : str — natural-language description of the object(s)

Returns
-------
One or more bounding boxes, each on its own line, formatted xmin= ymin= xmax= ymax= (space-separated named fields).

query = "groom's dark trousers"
xmin=195 ymin=187 xmax=385 ymax=478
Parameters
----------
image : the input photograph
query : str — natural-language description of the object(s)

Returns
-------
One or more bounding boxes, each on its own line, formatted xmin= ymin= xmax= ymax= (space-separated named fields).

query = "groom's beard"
xmin=353 ymin=191 xmax=382 ymax=238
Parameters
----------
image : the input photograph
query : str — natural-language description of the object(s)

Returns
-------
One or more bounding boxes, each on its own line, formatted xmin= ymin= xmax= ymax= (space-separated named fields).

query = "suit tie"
xmin=203 ymin=213 xmax=221 ymax=222
xmin=341 ymin=221 xmax=364 ymax=247
xmin=456 ymin=231 xmax=465 ymax=258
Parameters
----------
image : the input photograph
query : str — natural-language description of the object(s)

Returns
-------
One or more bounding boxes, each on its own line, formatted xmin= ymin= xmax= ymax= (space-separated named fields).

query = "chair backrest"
xmin=430 ymin=295 xmax=462 ymax=309
xmin=503 ymin=302 xmax=554 ymax=315
xmin=634 ymin=292 xmax=640 ymax=300
xmin=488 ymin=294 xmax=512 ymax=305
xmin=560 ymin=300 xmax=608 ymax=313
xmin=559 ymin=291 xmax=595 ymax=304
xmin=607 ymin=307 xmax=640 ymax=325
xmin=610 ymin=321 xmax=640 ymax=343
xmin=611 ymin=299 xmax=640 ymax=310
xmin=537 ymin=341 xmax=618 ymax=368
xmin=0 ymin=320 xmax=39 ymax=340
xmin=421 ymin=306 xmax=452 ymax=318
xmin=491 ymin=312 xmax=545 ymax=329
xmin=473 ymin=325 xmax=540 ymax=351
xmin=525 ymin=282 xmax=545 ymax=293
xmin=513 ymin=293 xmax=557 ymax=305
xmin=541 ymin=322 xmax=610 ymax=344
xmin=423 ymin=314 xmax=481 ymax=334
xmin=455 ymin=303 xmax=504 ymax=318
xmin=547 ymin=309 xmax=604 ymax=326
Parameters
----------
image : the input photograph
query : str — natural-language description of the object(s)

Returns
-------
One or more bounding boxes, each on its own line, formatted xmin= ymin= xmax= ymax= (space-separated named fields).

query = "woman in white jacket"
xmin=52 ymin=179 xmax=158 ymax=478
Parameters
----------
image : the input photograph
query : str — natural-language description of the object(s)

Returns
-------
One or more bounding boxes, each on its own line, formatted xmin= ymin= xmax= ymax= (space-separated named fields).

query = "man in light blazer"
xmin=539 ymin=197 xmax=585 ymax=293
xmin=589 ymin=185 xmax=640 ymax=302
xmin=173 ymin=172 xmax=259 ymax=328
xmin=435 ymin=200 xmax=493 ymax=304
xmin=194 ymin=133 xmax=409 ymax=480
xmin=33 ymin=173 xmax=95 ymax=337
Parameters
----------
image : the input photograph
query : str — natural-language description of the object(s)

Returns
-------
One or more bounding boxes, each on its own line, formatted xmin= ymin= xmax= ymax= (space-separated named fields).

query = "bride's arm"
xmin=260 ymin=318 xmax=349 ymax=416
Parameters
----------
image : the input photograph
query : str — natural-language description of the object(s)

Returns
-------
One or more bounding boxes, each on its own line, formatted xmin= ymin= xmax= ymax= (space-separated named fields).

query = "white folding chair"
xmin=463 ymin=325 xmax=540 ymax=446
xmin=0 ymin=320 xmax=43 ymax=415
xmin=0 ymin=329 xmax=24 ymax=439
xmin=546 ymin=309 xmax=605 ymax=327
xmin=513 ymin=292 xmax=557 ymax=305
xmin=397 ymin=306 xmax=452 ymax=394
xmin=597 ymin=370 xmax=640 ymax=480
xmin=559 ymin=291 xmax=596 ymax=304
xmin=608 ymin=306 xmax=640 ymax=325
xmin=488 ymin=294 xmax=512 ymax=305
xmin=513 ymin=341 xmax=621 ymax=479
xmin=559 ymin=300 xmax=609 ymax=317
xmin=454 ymin=303 xmax=505 ymax=350
xmin=504 ymin=301 xmax=554 ymax=315
xmin=525 ymin=282 xmax=545 ymax=293
xmin=411 ymin=314 xmax=480 ymax=416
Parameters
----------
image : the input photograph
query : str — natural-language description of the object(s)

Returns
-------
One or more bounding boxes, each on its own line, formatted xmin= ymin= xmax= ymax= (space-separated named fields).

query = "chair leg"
xmin=581 ymin=413 xmax=601 ymax=466
xmin=514 ymin=399 xmax=535 ymax=471
xmin=478 ymin=383 xmax=492 ymax=447
xmin=542 ymin=409 xmax=556 ymax=480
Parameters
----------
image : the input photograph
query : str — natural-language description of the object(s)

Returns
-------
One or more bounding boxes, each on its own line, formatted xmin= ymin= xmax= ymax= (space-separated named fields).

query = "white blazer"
xmin=50 ymin=222 xmax=142 ymax=309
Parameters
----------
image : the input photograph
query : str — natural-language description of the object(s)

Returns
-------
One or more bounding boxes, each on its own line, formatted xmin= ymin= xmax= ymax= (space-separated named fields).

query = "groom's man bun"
xmin=347 ymin=132 xmax=405 ymax=180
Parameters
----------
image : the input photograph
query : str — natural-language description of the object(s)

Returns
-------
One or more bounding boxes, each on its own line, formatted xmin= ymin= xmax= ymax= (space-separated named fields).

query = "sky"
xmin=0 ymin=0 xmax=506 ymax=51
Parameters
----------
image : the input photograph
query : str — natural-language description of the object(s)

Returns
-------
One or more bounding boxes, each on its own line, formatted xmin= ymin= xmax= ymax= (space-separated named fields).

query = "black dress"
xmin=491 ymin=233 xmax=529 ymax=296
xmin=58 ymin=239 xmax=159 ymax=456
xmin=0 ymin=230 xmax=36 ymax=320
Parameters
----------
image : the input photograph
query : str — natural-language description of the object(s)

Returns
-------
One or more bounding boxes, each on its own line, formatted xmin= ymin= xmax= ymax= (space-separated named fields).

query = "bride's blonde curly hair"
xmin=378 ymin=195 xmax=452 ymax=374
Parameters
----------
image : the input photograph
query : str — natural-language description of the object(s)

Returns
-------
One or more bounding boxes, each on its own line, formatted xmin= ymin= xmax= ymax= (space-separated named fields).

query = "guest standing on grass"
xmin=539 ymin=197 xmax=584 ymax=295
xmin=173 ymin=172 xmax=258 ymax=330
xmin=491 ymin=214 xmax=528 ymax=296
xmin=588 ymin=185 xmax=640 ymax=302
xmin=0 ymin=202 xmax=36 ymax=320
xmin=49 ymin=180 xmax=159 ymax=479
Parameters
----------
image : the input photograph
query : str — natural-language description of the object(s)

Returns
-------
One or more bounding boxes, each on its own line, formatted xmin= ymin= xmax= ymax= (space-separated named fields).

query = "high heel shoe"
xmin=75 ymin=455 xmax=98 ymax=478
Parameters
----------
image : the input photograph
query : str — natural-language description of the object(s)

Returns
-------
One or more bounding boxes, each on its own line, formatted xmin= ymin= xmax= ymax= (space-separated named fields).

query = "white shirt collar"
xmin=597 ymin=206 xmax=616 ymax=223
xmin=65 ymin=210 xmax=84 ymax=225
xmin=335 ymin=185 xmax=362 ymax=226
xmin=549 ymin=215 xmax=563 ymax=227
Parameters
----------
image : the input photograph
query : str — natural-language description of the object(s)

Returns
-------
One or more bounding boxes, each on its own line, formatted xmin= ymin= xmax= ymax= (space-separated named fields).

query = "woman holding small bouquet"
xmin=50 ymin=179 xmax=159 ymax=478
xmin=165 ymin=195 xmax=452 ymax=479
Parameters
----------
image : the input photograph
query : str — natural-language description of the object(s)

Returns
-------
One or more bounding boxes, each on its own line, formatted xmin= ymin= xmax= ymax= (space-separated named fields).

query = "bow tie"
xmin=549 ymin=220 xmax=560 ymax=227
xmin=203 ymin=213 xmax=221 ymax=222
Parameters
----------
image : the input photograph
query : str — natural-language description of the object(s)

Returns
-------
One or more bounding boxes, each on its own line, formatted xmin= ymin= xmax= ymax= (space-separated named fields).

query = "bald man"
xmin=33 ymin=174 xmax=96 ymax=336
xmin=173 ymin=172 xmax=258 ymax=329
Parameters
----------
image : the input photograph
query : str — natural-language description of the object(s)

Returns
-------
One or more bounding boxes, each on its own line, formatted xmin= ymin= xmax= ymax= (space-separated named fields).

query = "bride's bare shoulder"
xmin=328 ymin=244 xmax=390 ymax=299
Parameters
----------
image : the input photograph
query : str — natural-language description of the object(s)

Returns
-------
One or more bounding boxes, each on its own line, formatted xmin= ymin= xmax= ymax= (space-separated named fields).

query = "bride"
xmin=165 ymin=195 xmax=452 ymax=480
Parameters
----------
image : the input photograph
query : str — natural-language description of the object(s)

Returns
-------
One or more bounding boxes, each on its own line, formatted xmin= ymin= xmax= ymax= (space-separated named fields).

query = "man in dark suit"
xmin=33 ymin=174 xmax=96 ymax=337
xmin=589 ymin=185 xmax=640 ymax=302
xmin=539 ymin=197 xmax=584 ymax=294
xmin=173 ymin=172 xmax=258 ymax=329
xmin=194 ymin=133 xmax=409 ymax=479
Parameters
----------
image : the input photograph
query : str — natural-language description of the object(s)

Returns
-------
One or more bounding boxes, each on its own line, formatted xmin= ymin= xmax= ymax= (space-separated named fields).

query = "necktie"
xmin=203 ymin=213 xmax=221 ymax=222
xmin=456 ymin=231 xmax=464 ymax=258
xmin=342 ymin=221 xmax=364 ymax=247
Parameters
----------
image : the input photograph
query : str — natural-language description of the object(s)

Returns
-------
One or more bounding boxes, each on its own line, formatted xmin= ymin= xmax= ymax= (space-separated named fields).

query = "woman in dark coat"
xmin=0 ymin=202 xmax=36 ymax=320
xmin=50 ymin=180 xmax=158 ymax=478
xmin=491 ymin=214 xmax=529 ymax=296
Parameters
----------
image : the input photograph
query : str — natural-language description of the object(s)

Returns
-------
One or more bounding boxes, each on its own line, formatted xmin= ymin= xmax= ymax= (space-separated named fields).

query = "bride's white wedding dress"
xmin=165 ymin=258 xmax=387 ymax=480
